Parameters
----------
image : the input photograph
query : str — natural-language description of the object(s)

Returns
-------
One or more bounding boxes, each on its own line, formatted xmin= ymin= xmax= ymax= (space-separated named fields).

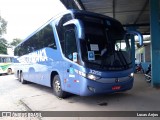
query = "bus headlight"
xmin=77 ymin=71 xmax=100 ymax=80
xmin=130 ymin=73 xmax=134 ymax=77
xmin=87 ymin=74 xmax=100 ymax=80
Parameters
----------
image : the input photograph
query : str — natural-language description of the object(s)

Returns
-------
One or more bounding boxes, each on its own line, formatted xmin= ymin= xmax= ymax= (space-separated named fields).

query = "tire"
xmin=7 ymin=68 xmax=12 ymax=75
xmin=52 ymin=75 xmax=67 ymax=98
xmin=18 ymin=71 xmax=21 ymax=82
xmin=20 ymin=72 xmax=27 ymax=84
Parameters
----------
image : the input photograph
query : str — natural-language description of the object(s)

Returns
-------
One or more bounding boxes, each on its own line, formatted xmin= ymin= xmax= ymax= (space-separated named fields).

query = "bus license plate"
xmin=112 ymin=86 xmax=121 ymax=90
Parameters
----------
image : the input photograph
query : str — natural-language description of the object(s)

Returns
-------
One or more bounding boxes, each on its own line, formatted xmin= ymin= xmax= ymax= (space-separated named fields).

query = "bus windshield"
xmin=79 ymin=17 xmax=132 ymax=71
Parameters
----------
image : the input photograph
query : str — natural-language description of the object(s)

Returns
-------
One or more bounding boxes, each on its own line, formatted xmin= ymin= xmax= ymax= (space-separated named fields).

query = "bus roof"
xmin=0 ymin=54 xmax=14 ymax=57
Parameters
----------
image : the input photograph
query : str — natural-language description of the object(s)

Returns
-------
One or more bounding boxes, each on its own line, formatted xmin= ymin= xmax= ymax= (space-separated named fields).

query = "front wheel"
xmin=7 ymin=68 xmax=12 ymax=75
xmin=52 ymin=75 xmax=67 ymax=98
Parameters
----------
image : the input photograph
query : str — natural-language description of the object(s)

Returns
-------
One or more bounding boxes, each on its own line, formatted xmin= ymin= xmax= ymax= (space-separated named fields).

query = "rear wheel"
xmin=17 ymin=71 xmax=21 ymax=82
xmin=20 ymin=72 xmax=27 ymax=84
xmin=52 ymin=75 xmax=67 ymax=98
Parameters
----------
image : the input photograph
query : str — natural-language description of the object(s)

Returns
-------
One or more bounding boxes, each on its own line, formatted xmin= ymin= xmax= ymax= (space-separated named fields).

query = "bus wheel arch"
xmin=51 ymin=71 xmax=58 ymax=87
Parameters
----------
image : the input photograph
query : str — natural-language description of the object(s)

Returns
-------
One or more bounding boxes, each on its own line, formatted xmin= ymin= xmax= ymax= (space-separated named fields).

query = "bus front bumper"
xmin=79 ymin=77 xmax=134 ymax=96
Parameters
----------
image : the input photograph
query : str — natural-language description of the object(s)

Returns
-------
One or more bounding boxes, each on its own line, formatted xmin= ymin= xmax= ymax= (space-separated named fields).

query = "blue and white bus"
xmin=14 ymin=10 xmax=143 ymax=98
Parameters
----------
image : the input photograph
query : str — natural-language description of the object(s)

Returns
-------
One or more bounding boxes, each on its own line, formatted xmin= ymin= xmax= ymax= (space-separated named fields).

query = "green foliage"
xmin=0 ymin=38 xmax=8 ymax=54
xmin=0 ymin=16 xmax=8 ymax=54
xmin=10 ymin=38 xmax=22 ymax=47
xmin=0 ymin=16 xmax=7 ymax=36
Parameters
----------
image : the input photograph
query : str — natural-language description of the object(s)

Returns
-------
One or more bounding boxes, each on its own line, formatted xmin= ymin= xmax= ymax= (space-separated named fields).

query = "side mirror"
xmin=127 ymin=31 xmax=143 ymax=46
xmin=63 ymin=19 xmax=85 ymax=39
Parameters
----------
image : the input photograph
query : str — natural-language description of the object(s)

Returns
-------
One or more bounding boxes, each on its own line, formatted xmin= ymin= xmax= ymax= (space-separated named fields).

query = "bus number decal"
xmin=89 ymin=70 xmax=101 ymax=76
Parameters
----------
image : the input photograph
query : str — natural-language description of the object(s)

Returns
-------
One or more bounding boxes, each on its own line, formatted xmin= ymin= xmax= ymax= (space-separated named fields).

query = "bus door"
xmin=63 ymin=25 xmax=80 ymax=94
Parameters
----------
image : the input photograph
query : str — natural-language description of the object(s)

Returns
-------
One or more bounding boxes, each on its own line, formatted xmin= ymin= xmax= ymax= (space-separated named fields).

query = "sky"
xmin=0 ymin=0 xmax=66 ymax=42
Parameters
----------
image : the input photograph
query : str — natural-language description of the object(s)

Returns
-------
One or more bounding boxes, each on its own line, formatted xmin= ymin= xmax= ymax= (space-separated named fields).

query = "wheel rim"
xmin=7 ymin=69 xmax=12 ymax=74
xmin=54 ymin=80 xmax=61 ymax=93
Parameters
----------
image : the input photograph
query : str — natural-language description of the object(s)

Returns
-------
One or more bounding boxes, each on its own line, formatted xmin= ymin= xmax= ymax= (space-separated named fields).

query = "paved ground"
xmin=0 ymin=74 xmax=160 ymax=120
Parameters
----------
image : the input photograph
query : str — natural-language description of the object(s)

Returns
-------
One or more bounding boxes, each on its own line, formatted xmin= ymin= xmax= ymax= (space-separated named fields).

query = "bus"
xmin=0 ymin=54 xmax=14 ymax=75
xmin=14 ymin=10 xmax=143 ymax=98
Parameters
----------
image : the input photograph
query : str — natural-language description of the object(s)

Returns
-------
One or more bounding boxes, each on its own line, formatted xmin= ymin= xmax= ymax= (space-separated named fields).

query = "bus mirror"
xmin=127 ymin=31 xmax=143 ymax=46
xmin=63 ymin=19 xmax=85 ymax=39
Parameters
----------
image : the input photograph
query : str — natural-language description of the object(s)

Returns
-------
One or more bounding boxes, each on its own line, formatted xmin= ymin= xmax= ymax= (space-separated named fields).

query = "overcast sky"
xmin=0 ymin=0 xmax=66 ymax=42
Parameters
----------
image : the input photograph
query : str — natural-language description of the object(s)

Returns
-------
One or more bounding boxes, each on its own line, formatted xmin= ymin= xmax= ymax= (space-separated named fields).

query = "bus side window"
xmin=64 ymin=29 xmax=77 ymax=61
xmin=2 ymin=58 xmax=6 ymax=63
xmin=55 ymin=14 xmax=73 ymax=54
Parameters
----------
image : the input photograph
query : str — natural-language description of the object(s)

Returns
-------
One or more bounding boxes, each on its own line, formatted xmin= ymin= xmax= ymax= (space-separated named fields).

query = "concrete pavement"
xmin=0 ymin=74 xmax=160 ymax=120
xmin=21 ymin=74 xmax=160 ymax=120
xmin=22 ymin=74 xmax=160 ymax=111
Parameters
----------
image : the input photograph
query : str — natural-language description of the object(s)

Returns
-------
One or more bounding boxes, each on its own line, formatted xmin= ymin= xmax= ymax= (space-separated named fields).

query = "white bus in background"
xmin=0 ymin=54 xmax=14 ymax=75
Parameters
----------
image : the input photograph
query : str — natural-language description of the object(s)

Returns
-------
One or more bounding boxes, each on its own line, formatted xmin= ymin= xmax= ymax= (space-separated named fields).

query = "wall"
xmin=135 ymin=43 xmax=151 ymax=72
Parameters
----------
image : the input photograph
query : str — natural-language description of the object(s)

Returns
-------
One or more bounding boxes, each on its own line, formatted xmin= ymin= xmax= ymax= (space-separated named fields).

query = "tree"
xmin=0 ymin=16 xmax=7 ymax=37
xmin=10 ymin=38 xmax=22 ymax=47
xmin=0 ymin=16 xmax=8 ymax=54
xmin=0 ymin=38 xmax=8 ymax=54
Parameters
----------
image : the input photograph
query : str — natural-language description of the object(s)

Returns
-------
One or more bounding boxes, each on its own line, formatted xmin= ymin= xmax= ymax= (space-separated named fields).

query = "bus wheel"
xmin=18 ymin=71 xmax=21 ymax=82
xmin=20 ymin=72 xmax=27 ymax=84
xmin=7 ymin=68 xmax=12 ymax=75
xmin=53 ymin=75 xmax=67 ymax=98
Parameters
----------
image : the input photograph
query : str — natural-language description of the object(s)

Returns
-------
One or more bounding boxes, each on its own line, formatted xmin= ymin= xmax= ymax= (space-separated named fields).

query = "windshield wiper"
xmin=115 ymin=44 xmax=129 ymax=68
xmin=116 ymin=50 xmax=129 ymax=69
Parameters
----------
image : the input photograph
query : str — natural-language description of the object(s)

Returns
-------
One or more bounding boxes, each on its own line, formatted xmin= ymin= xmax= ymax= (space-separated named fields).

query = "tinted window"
xmin=64 ymin=29 xmax=77 ymax=60
xmin=14 ymin=24 xmax=56 ymax=56
xmin=56 ymin=14 xmax=73 ymax=54
xmin=0 ymin=57 xmax=13 ymax=63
